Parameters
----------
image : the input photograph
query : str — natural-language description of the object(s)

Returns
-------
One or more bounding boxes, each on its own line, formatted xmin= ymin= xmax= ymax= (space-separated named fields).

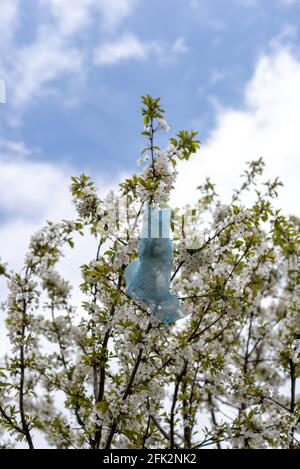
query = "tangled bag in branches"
xmin=125 ymin=205 xmax=186 ymax=324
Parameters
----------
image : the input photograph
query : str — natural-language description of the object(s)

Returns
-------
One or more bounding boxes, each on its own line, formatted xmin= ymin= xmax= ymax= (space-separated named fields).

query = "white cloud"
xmin=40 ymin=0 xmax=136 ymax=35
xmin=0 ymin=143 xmax=75 ymax=270
xmin=172 ymin=37 xmax=189 ymax=54
xmin=172 ymin=46 xmax=300 ymax=217
xmin=94 ymin=33 xmax=147 ymax=65
xmin=2 ymin=0 xmax=137 ymax=116
xmin=2 ymin=1 xmax=185 ymax=113
xmin=10 ymin=27 xmax=82 ymax=112
xmin=97 ymin=0 xmax=136 ymax=32
xmin=268 ymin=24 xmax=298 ymax=53
xmin=0 ymin=0 xmax=19 ymax=52
xmin=0 ymin=78 xmax=6 ymax=103
xmin=0 ymin=142 xmax=119 ymax=269
xmin=94 ymin=34 xmax=189 ymax=66
xmin=0 ymin=139 xmax=32 ymax=157
xmin=279 ymin=0 xmax=300 ymax=6
xmin=40 ymin=0 xmax=97 ymax=36
xmin=0 ymin=148 xmax=73 ymax=221
xmin=3 ymin=9 xmax=84 ymax=115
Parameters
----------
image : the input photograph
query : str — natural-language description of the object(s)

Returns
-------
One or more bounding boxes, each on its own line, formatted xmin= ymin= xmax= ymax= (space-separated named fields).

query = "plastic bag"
xmin=125 ymin=205 xmax=185 ymax=324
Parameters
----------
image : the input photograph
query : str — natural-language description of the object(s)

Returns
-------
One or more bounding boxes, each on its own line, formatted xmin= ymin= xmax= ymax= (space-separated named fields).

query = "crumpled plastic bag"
xmin=125 ymin=205 xmax=185 ymax=324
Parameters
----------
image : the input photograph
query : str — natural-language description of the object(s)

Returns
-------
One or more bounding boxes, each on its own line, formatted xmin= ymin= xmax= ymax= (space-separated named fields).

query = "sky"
xmin=1 ymin=0 xmax=300 ymax=448
xmin=0 ymin=0 xmax=300 ymax=285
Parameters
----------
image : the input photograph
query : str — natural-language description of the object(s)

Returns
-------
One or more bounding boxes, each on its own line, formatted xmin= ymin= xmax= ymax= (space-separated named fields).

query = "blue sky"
xmin=1 ymin=0 xmax=300 ymax=173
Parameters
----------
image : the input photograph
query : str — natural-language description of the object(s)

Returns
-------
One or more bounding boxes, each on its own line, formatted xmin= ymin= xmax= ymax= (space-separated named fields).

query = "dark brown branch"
xmin=170 ymin=361 xmax=188 ymax=449
xmin=0 ymin=404 xmax=25 ymax=436
xmin=105 ymin=323 xmax=152 ymax=449
xmin=19 ymin=277 xmax=34 ymax=450
xmin=289 ymin=359 xmax=297 ymax=449
xmin=182 ymin=378 xmax=191 ymax=448
xmin=94 ymin=273 xmax=123 ymax=449
xmin=207 ymin=390 xmax=221 ymax=449
xmin=150 ymin=414 xmax=173 ymax=444
xmin=141 ymin=415 xmax=151 ymax=449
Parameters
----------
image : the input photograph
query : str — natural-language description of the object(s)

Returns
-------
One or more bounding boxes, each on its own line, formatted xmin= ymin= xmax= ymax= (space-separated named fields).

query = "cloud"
xmin=0 ymin=145 xmax=74 ymax=221
xmin=0 ymin=141 xmax=120 ymax=268
xmin=40 ymin=0 xmax=97 ymax=36
xmin=3 ymin=8 xmax=84 ymax=115
xmin=2 ymin=0 xmax=137 ymax=116
xmin=172 ymin=46 xmax=300 ymax=217
xmin=2 ymin=1 xmax=185 ymax=115
xmin=10 ymin=27 xmax=83 ymax=113
xmin=0 ymin=142 xmax=76 ymax=268
xmin=0 ymin=0 xmax=19 ymax=52
xmin=94 ymin=33 xmax=147 ymax=65
xmin=0 ymin=79 xmax=6 ymax=104
xmin=172 ymin=37 xmax=189 ymax=54
xmin=97 ymin=0 xmax=137 ymax=32
xmin=40 ymin=0 xmax=136 ymax=35
xmin=0 ymin=139 xmax=32 ymax=157
xmin=40 ymin=0 xmax=136 ymax=34
xmin=279 ymin=0 xmax=300 ymax=6
xmin=94 ymin=34 xmax=189 ymax=66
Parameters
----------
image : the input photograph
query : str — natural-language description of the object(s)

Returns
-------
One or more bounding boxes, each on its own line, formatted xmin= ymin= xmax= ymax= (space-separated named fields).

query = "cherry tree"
xmin=0 ymin=96 xmax=299 ymax=449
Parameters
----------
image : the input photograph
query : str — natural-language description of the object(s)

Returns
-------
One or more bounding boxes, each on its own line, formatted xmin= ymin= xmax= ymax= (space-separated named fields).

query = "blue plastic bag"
xmin=125 ymin=205 xmax=184 ymax=324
